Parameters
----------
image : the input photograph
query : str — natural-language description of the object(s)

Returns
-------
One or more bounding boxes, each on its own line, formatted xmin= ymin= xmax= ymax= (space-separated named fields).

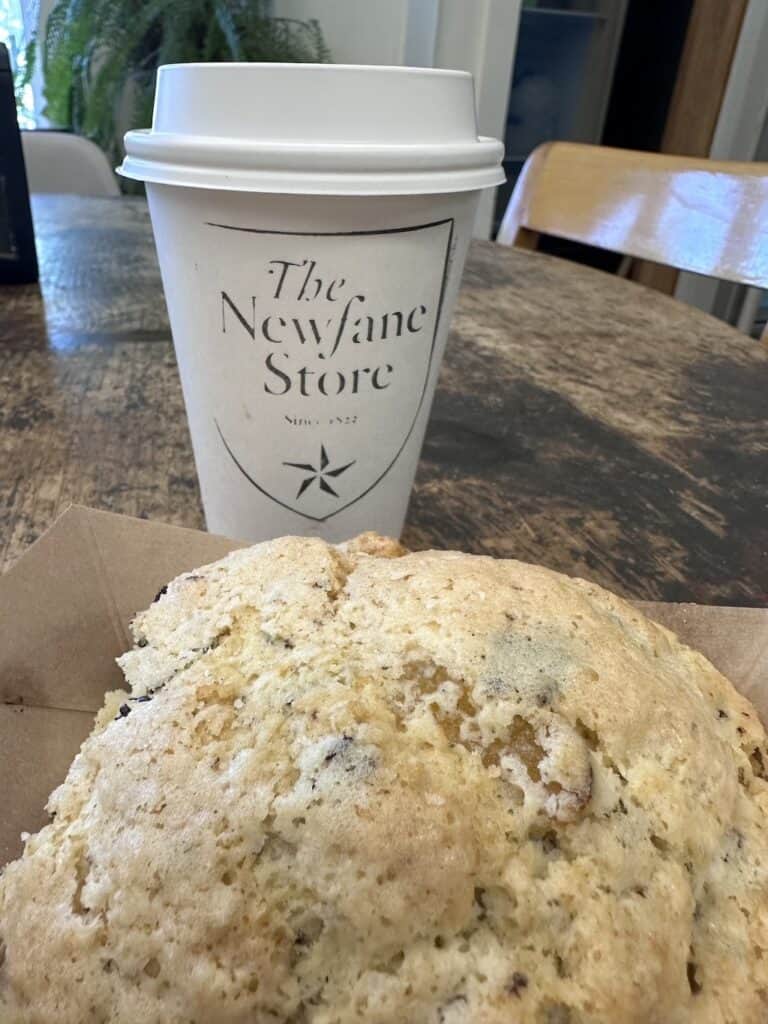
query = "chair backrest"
xmin=20 ymin=130 xmax=119 ymax=197
xmin=498 ymin=142 xmax=768 ymax=293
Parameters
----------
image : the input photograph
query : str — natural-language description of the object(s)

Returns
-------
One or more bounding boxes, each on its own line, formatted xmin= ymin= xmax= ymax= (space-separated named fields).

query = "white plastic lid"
xmin=118 ymin=63 xmax=505 ymax=195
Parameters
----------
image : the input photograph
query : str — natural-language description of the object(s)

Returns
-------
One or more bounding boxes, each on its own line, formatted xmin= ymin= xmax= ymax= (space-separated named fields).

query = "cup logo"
xmin=207 ymin=218 xmax=454 ymax=521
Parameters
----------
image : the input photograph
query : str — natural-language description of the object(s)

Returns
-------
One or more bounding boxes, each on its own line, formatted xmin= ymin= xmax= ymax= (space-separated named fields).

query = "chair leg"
xmin=616 ymin=255 xmax=633 ymax=278
xmin=513 ymin=227 xmax=541 ymax=251
xmin=737 ymin=286 xmax=764 ymax=338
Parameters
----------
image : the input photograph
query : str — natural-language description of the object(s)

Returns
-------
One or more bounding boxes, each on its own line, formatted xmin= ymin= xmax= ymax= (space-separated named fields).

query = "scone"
xmin=1 ymin=534 xmax=767 ymax=1023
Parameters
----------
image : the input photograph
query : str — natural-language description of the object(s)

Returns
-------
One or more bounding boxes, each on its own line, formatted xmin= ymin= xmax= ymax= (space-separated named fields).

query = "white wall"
xmin=433 ymin=0 xmax=519 ymax=236
xmin=272 ymin=0 xmax=520 ymax=238
xmin=273 ymin=0 xmax=412 ymax=67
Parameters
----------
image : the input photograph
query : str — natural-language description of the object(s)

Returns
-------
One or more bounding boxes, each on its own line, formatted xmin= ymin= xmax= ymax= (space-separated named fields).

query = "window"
xmin=1 ymin=0 xmax=35 ymax=128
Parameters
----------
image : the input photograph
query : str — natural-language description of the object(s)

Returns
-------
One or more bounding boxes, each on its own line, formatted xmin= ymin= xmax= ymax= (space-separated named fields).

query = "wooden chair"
xmin=498 ymin=142 xmax=768 ymax=341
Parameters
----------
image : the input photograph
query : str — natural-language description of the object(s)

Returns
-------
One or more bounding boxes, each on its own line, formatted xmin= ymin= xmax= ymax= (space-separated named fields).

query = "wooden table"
xmin=2 ymin=195 xmax=766 ymax=605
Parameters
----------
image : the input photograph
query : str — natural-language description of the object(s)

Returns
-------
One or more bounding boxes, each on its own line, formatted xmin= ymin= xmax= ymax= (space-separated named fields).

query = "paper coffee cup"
xmin=120 ymin=63 xmax=504 ymax=542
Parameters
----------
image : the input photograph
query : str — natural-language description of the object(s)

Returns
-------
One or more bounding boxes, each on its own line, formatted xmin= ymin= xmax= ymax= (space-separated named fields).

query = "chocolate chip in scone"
xmin=323 ymin=734 xmax=354 ymax=764
xmin=687 ymin=959 xmax=703 ymax=995
xmin=506 ymin=972 xmax=528 ymax=997
xmin=473 ymin=887 xmax=487 ymax=919
xmin=749 ymin=746 xmax=768 ymax=780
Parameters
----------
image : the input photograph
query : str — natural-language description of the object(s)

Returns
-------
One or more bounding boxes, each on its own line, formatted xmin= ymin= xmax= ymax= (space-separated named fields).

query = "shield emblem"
xmin=206 ymin=218 xmax=454 ymax=522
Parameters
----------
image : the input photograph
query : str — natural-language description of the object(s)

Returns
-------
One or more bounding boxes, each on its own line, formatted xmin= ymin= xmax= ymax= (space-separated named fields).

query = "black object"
xmin=602 ymin=0 xmax=695 ymax=153
xmin=0 ymin=43 xmax=38 ymax=284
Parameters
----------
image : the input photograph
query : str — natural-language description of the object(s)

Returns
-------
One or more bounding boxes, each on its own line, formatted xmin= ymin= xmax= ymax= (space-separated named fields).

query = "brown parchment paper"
xmin=1 ymin=505 xmax=766 ymax=866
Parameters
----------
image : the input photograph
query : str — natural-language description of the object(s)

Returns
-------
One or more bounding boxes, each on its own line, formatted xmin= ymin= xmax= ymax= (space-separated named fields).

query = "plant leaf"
xmin=35 ymin=0 xmax=332 ymax=190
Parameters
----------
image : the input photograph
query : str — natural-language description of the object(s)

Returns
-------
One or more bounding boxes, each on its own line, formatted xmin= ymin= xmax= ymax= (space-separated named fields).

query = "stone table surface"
xmin=1 ymin=195 xmax=766 ymax=605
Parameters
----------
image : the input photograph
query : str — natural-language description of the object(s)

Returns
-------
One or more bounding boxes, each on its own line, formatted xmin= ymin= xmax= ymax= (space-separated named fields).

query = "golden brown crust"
xmin=338 ymin=531 xmax=408 ymax=559
xmin=1 ymin=535 xmax=767 ymax=1023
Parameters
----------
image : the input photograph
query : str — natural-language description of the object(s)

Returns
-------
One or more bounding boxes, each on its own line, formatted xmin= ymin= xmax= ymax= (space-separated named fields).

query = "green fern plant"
xmin=22 ymin=0 xmax=330 ymax=186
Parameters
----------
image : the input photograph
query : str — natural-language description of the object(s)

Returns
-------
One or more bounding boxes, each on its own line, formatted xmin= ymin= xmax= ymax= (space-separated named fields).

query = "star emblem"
xmin=283 ymin=444 xmax=355 ymax=500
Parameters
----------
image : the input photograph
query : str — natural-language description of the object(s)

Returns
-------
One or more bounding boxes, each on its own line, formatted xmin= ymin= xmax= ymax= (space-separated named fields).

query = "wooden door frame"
xmin=431 ymin=0 xmax=522 ymax=239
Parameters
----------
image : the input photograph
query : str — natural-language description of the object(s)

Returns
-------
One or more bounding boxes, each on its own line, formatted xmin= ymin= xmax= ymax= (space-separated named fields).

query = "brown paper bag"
xmin=1 ymin=505 xmax=766 ymax=866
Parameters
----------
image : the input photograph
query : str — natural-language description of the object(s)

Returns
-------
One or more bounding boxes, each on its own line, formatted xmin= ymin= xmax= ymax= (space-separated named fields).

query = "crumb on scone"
xmin=1 ymin=534 xmax=767 ymax=1023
